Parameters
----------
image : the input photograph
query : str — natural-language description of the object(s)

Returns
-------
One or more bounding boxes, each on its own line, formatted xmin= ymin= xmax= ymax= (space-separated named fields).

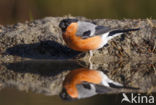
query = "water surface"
xmin=0 ymin=60 xmax=155 ymax=104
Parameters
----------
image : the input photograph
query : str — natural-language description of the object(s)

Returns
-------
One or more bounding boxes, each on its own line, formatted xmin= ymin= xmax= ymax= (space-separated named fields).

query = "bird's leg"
xmin=89 ymin=50 xmax=93 ymax=69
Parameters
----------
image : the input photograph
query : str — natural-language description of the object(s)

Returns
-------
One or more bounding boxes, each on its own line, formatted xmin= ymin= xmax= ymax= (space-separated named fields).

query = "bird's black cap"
xmin=59 ymin=18 xmax=78 ymax=32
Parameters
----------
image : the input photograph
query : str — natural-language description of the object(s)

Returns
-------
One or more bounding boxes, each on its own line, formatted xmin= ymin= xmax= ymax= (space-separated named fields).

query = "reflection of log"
xmin=0 ymin=60 xmax=155 ymax=95
xmin=0 ymin=17 xmax=155 ymax=62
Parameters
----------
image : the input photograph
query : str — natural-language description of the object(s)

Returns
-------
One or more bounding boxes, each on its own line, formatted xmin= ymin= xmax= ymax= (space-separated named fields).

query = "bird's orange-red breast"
xmin=63 ymin=68 xmax=102 ymax=98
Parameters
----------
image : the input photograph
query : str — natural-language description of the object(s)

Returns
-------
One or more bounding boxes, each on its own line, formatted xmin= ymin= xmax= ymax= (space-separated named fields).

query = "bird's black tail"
xmin=95 ymin=83 xmax=139 ymax=94
xmin=108 ymin=28 xmax=140 ymax=36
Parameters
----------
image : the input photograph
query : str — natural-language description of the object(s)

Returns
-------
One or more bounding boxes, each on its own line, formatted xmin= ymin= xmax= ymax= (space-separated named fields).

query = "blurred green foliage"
xmin=0 ymin=0 xmax=155 ymax=24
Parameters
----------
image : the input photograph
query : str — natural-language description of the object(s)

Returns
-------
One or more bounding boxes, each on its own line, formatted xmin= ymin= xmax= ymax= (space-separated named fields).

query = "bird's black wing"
xmin=81 ymin=26 xmax=110 ymax=39
xmin=94 ymin=84 xmax=112 ymax=94
xmin=81 ymin=30 xmax=92 ymax=39
xmin=94 ymin=26 xmax=110 ymax=35
xmin=81 ymin=81 xmax=92 ymax=89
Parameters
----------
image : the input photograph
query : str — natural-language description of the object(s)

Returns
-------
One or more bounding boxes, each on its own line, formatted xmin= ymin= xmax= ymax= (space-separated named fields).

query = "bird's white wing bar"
xmin=94 ymin=25 xmax=110 ymax=35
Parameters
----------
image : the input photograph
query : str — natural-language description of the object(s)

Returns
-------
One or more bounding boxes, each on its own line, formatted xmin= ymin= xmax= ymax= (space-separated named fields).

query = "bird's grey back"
xmin=76 ymin=21 xmax=96 ymax=36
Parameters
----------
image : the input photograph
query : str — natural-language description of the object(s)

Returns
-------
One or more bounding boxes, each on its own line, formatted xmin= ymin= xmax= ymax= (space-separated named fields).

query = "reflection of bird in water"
xmin=59 ymin=18 xmax=140 ymax=64
xmin=121 ymin=93 xmax=130 ymax=103
xmin=60 ymin=68 xmax=124 ymax=100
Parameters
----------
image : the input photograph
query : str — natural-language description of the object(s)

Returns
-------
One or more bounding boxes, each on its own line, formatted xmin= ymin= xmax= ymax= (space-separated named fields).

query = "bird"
xmin=60 ymin=68 xmax=124 ymax=100
xmin=59 ymin=18 xmax=140 ymax=63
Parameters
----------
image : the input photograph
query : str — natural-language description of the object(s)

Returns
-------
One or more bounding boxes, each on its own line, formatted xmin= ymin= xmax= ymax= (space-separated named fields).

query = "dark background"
xmin=0 ymin=0 xmax=156 ymax=25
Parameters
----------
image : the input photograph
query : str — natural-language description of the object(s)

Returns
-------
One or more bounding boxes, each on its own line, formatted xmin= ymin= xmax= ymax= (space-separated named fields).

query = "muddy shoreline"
xmin=0 ymin=17 xmax=155 ymax=63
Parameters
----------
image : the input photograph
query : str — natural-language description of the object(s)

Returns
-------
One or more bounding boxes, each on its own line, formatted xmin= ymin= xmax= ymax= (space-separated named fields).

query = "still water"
xmin=0 ymin=60 xmax=155 ymax=104
xmin=0 ymin=88 xmax=122 ymax=105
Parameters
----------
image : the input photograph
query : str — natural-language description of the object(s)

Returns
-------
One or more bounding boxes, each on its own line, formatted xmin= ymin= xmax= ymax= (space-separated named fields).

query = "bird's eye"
xmin=66 ymin=22 xmax=70 ymax=26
